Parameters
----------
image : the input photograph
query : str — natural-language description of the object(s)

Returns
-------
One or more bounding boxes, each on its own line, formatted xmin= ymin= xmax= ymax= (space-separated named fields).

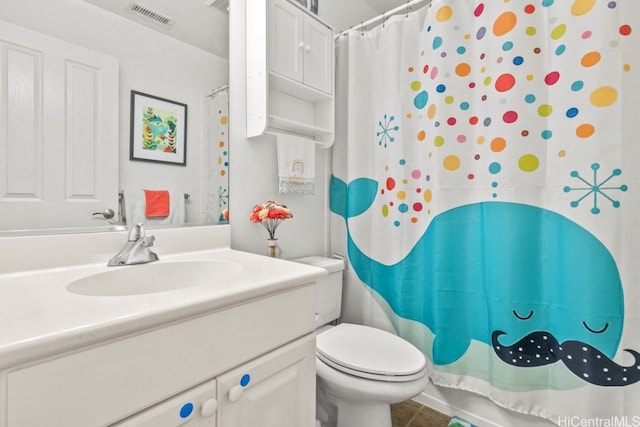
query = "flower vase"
xmin=267 ymin=238 xmax=280 ymax=258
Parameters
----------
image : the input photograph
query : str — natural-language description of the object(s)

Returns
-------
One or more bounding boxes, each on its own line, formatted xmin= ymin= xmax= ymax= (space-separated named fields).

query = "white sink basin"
xmin=66 ymin=260 xmax=242 ymax=296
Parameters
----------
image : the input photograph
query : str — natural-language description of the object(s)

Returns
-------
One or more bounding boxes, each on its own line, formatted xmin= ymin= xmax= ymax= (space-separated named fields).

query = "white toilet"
xmin=293 ymin=256 xmax=428 ymax=427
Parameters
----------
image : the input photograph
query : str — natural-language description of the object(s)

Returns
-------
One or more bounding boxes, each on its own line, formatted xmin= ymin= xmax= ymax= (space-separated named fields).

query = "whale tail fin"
xmin=330 ymin=175 xmax=378 ymax=220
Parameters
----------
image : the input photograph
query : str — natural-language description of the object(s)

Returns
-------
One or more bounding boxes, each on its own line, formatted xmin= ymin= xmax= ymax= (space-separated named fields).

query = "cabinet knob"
xmin=201 ymin=398 xmax=218 ymax=417
xmin=228 ymin=385 xmax=244 ymax=402
xmin=305 ymin=44 xmax=311 ymax=52
xmin=298 ymin=41 xmax=305 ymax=49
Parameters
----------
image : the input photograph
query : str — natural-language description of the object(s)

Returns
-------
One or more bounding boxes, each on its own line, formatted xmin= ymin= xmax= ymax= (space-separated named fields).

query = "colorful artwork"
xmin=130 ymin=91 xmax=187 ymax=165
xmin=141 ymin=105 xmax=178 ymax=153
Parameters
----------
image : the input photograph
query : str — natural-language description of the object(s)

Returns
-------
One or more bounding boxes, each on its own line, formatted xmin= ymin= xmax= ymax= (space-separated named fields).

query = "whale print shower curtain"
xmin=330 ymin=0 xmax=640 ymax=422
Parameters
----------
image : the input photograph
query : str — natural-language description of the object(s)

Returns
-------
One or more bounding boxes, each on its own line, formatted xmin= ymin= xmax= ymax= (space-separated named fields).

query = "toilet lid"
xmin=316 ymin=323 xmax=426 ymax=382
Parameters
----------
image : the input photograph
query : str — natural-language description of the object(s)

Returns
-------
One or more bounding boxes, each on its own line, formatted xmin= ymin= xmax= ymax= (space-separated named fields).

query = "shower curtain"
xmin=204 ymin=90 xmax=230 ymax=223
xmin=330 ymin=0 xmax=640 ymax=422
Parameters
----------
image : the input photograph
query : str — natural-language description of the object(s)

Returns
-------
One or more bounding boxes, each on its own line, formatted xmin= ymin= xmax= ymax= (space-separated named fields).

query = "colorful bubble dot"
xmin=460 ymin=101 xmax=470 ymax=110
xmin=541 ymin=130 xmax=553 ymax=140
xmin=417 ymin=130 xmax=426 ymax=141
xmin=555 ymin=45 xmax=566 ymax=56
xmin=571 ymin=0 xmax=596 ymax=16
xmin=428 ymin=104 xmax=437 ymax=119
xmin=447 ymin=117 xmax=457 ymax=126
xmin=534 ymin=47 xmax=542 ymax=54
xmin=503 ymin=110 xmax=518 ymax=123
xmin=443 ymin=155 xmax=461 ymax=171
xmin=467 ymin=174 xmax=475 ymax=180
xmin=436 ymin=84 xmax=446 ymax=93
xmin=493 ymin=11 xmax=518 ymax=36
xmin=413 ymin=203 xmax=423 ymax=212
xmin=538 ymin=104 xmax=553 ymax=117
xmin=495 ymin=73 xmax=516 ymax=92
xmin=423 ymin=64 xmax=429 ymax=73
xmin=608 ymin=2 xmax=617 ymax=8
xmin=476 ymin=27 xmax=487 ymax=40
xmin=411 ymin=81 xmax=422 ymax=91
xmin=582 ymin=31 xmax=592 ymax=39
xmin=571 ymin=80 xmax=584 ymax=91
xmin=457 ymin=134 xmax=467 ymax=143
xmin=551 ymin=24 xmax=567 ymax=40
xmin=526 ymin=26 xmax=536 ymax=36
xmin=469 ymin=116 xmax=479 ymax=125
xmin=411 ymin=169 xmax=421 ymax=179
xmin=489 ymin=162 xmax=502 ymax=174
xmin=397 ymin=191 xmax=407 ymax=201
xmin=566 ymin=107 xmax=579 ymax=118
xmin=434 ymin=135 xmax=445 ymax=147
xmin=455 ymin=62 xmax=471 ymax=77
xmin=519 ymin=154 xmax=540 ymax=172
xmin=544 ymin=71 xmax=560 ymax=85
xmin=414 ymin=91 xmax=429 ymax=109
xmin=386 ymin=178 xmax=396 ymax=190
xmin=590 ymin=86 xmax=617 ymax=107
xmin=522 ymin=130 xmax=530 ymax=137
xmin=576 ymin=123 xmax=595 ymax=138
xmin=542 ymin=0 xmax=554 ymax=6
xmin=445 ymin=96 xmax=455 ymax=104
xmin=559 ymin=150 xmax=566 ymax=157
xmin=491 ymin=137 xmax=507 ymax=152
xmin=436 ymin=6 xmax=453 ymax=22
xmin=474 ymin=3 xmax=485 ymax=17
xmin=624 ymin=64 xmax=631 ymax=72
xmin=502 ymin=41 xmax=514 ymax=51
xmin=581 ymin=51 xmax=601 ymax=67
xmin=513 ymin=56 xmax=524 ymax=65
xmin=524 ymin=4 xmax=535 ymax=13
xmin=424 ymin=189 xmax=433 ymax=203
xmin=398 ymin=203 xmax=409 ymax=213
xmin=382 ymin=205 xmax=389 ymax=217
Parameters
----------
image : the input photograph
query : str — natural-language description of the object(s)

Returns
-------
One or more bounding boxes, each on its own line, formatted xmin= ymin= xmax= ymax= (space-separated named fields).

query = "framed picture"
xmin=294 ymin=0 xmax=307 ymax=7
xmin=130 ymin=90 xmax=187 ymax=166
xmin=310 ymin=0 xmax=318 ymax=14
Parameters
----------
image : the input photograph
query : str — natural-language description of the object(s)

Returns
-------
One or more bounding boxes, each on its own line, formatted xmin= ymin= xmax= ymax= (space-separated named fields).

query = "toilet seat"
xmin=316 ymin=323 xmax=426 ymax=382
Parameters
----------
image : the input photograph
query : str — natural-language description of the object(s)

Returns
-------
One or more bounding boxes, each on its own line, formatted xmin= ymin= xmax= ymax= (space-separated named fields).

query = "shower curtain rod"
xmin=337 ymin=0 xmax=431 ymax=37
xmin=207 ymin=84 xmax=229 ymax=98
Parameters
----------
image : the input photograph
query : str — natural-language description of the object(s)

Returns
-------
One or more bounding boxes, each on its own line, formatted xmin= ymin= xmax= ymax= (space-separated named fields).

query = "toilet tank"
xmin=292 ymin=256 xmax=345 ymax=328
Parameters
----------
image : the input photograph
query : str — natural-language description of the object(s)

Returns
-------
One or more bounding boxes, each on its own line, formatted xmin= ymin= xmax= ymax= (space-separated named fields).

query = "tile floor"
xmin=391 ymin=399 xmax=452 ymax=427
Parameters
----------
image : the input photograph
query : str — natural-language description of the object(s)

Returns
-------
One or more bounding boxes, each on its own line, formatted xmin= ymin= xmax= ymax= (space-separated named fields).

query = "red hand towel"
xmin=144 ymin=190 xmax=170 ymax=218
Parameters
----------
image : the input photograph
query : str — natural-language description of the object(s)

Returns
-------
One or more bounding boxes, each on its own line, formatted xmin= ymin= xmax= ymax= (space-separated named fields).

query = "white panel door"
xmin=217 ymin=334 xmax=316 ymax=427
xmin=268 ymin=0 xmax=304 ymax=83
xmin=0 ymin=20 xmax=119 ymax=230
xmin=303 ymin=16 xmax=333 ymax=94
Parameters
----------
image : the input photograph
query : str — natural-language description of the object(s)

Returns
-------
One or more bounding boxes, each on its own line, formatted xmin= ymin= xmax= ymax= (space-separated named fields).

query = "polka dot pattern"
xmin=381 ymin=0 xmax=631 ymax=225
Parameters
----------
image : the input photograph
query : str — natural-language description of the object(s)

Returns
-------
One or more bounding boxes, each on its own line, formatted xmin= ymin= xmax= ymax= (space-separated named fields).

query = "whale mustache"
xmin=492 ymin=330 xmax=640 ymax=386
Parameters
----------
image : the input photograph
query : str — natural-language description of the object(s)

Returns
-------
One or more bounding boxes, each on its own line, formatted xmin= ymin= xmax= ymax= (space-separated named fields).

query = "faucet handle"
xmin=127 ymin=223 xmax=145 ymax=242
xmin=143 ymin=235 xmax=155 ymax=247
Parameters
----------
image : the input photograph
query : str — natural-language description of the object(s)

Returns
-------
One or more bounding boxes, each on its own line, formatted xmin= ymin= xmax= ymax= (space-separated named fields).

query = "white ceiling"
xmin=83 ymin=0 xmax=410 ymax=58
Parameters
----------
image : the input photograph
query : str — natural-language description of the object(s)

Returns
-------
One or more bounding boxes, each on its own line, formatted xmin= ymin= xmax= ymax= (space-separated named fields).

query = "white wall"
xmin=229 ymin=0 xmax=330 ymax=259
xmin=0 ymin=0 xmax=228 ymax=223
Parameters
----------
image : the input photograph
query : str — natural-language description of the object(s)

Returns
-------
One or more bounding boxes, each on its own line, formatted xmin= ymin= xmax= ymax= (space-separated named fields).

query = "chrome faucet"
xmin=107 ymin=223 xmax=159 ymax=266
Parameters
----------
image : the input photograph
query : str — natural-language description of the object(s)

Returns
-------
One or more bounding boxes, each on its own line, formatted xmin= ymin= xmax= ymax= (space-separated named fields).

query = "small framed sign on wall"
xmin=130 ymin=90 xmax=188 ymax=166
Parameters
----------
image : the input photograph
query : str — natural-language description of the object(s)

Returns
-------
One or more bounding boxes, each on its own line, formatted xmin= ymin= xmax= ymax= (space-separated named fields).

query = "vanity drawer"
xmin=6 ymin=284 xmax=314 ymax=427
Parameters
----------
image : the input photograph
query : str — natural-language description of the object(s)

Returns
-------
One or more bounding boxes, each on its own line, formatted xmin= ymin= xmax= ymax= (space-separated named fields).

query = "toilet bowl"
xmin=292 ymin=256 xmax=429 ymax=427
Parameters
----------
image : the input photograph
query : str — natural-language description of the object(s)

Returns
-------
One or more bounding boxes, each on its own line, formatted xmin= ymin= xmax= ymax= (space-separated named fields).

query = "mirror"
xmin=0 ymin=0 xmax=230 ymax=234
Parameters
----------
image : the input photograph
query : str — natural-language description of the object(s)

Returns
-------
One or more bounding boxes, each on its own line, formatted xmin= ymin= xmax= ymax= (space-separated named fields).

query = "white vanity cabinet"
xmin=246 ymin=0 xmax=335 ymax=145
xmin=3 ymin=284 xmax=316 ymax=427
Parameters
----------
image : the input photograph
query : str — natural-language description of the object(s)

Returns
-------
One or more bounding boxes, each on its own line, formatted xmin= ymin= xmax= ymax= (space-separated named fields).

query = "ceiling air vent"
xmin=125 ymin=2 xmax=175 ymax=29
xmin=204 ymin=0 xmax=229 ymax=14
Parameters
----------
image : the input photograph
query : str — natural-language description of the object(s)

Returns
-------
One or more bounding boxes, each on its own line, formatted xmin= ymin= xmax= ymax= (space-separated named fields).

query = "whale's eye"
xmin=583 ymin=321 xmax=609 ymax=334
xmin=513 ymin=310 xmax=534 ymax=320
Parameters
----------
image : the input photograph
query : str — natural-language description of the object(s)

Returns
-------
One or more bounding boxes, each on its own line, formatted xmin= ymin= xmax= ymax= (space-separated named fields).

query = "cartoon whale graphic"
xmin=330 ymin=176 xmax=640 ymax=387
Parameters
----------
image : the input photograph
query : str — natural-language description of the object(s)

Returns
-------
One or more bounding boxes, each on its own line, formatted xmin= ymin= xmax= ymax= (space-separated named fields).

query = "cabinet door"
xmin=217 ymin=334 xmax=316 ymax=427
xmin=268 ymin=0 xmax=304 ymax=83
xmin=303 ymin=16 xmax=333 ymax=94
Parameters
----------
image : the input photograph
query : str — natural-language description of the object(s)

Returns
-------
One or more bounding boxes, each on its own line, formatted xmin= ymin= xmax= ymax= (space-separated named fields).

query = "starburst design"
xmin=218 ymin=186 xmax=229 ymax=208
xmin=563 ymin=163 xmax=628 ymax=214
xmin=376 ymin=114 xmax=399 ymax=148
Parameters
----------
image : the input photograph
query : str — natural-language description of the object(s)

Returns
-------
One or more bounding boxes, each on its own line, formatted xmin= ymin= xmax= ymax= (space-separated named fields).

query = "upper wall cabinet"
xmin=247 ymin=0 xmax=335 ymax=145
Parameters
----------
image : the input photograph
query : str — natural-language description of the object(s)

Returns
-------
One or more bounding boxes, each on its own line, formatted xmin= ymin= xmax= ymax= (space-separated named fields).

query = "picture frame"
xmin=130 ymin=90 xmax=187 ymax=166
xmin=310 ymin=0 xmax=318 ymax=14
xmin=294 ymin=0 xmax=307 ymax=7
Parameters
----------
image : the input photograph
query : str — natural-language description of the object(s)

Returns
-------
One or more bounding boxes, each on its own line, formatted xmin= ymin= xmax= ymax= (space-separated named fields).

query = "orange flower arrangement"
xmin=249 ymin=201 xmax=293 ymax=240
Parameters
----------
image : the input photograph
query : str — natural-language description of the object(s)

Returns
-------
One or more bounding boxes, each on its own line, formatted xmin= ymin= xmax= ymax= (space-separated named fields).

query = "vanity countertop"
xmin=0 ymin=225 xmax=326 ymax=370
